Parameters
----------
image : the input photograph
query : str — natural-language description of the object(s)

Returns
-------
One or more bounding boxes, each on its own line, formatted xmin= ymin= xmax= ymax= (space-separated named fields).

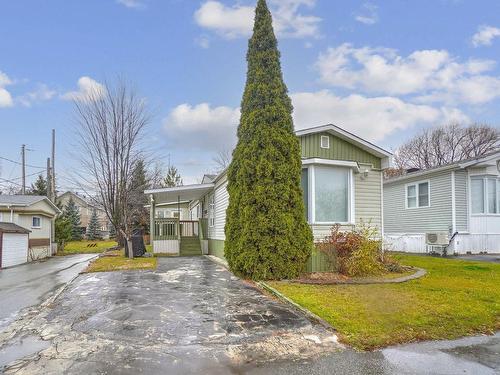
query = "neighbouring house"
xmin=0 ymin=195 xmax=60 ymax=267
xmin=0 ymin=222 xmax=30 ymax=268
xmin=384 ymin=151 xmax=500 ymax=254
xmin=145 ymin=124 xmax=392 ymax=270
xmin=57 ymin=191 xmax=110 ymax=239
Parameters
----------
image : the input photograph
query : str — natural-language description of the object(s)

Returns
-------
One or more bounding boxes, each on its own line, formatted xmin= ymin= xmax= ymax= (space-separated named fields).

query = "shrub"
xmin=317 ymin=223 xmax=388 ymax=277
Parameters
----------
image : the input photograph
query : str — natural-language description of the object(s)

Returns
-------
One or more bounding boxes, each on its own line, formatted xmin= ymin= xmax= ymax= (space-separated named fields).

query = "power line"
xmin=0 ymin=156 xmax=45 ymax=169
xmin=0 ymin=176 xmax=23 ymax=187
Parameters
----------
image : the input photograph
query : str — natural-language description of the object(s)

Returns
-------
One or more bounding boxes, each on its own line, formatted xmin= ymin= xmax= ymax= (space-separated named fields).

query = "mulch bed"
xmin=291 ymin=266 xmax=425 ymax=285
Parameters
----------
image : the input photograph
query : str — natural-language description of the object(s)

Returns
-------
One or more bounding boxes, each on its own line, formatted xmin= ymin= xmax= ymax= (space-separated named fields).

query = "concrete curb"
xmin=256 ymin=281 xmax=336 ymax=332
xmin=289 ymin=267 xmax=427 ymax=285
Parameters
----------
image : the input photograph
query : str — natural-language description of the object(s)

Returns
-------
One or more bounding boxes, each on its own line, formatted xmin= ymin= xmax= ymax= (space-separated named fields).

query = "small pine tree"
xmin=86 ymin=208 xmax=101 ymax=240
xmin=129 ymin=159 xmax=150 ymax=232
xmin=29 ymin=175 xmax=48 ymax=196
xmin=109 ymin=222 xmax=116 ymax=239
xmin=55 ymin=216 xmax=72 ymax=252
xmin=163 ymin=165 xmax=183 ymax=187
xmin=224 ymin=0 xmax=313 ymax=280
xmin=64 ymin=197 xmax=83 ymax=241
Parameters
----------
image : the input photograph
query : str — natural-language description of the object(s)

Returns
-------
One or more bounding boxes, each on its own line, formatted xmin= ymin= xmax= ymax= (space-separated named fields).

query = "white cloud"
xmin=163 ymin=103 xmax=240 ymax=151
xmin=17 ymin=84 xmax=56 ymax=107
xmin=195 ymin=35 xmax=211 ymax=49
xmin=62 ymin=76 xmax=106 ymax=102
xmin=116 ymin=0 xmax=145 ymax=9
xmin=0 ymin=71 xmax=13 ymax=108
xmin=291 ymin=90 xmax=468 ymax=142
xmin=316 ymin=43 xmax=500 ymax=105
xmin=194 ymin=0 xmax=321 ymax=40
xmin=472 ymin=25 xmax=500 ymax=47
xmin=162 ymin=90 xmax=469 ymax=151
xmin=355 ymin=3 xmax=378 ymax=25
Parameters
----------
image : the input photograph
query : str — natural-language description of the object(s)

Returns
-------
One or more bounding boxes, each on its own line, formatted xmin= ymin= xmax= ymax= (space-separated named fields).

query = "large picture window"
xmin=471 ymin=176 xmax=500 ymax=215
xmin=315 ymin=166 xmax=349 ymax=222
xmin=406 ymin=181 xmax=429 ymax=208
xmin=300 ymin=165 xmax=351 ymax=224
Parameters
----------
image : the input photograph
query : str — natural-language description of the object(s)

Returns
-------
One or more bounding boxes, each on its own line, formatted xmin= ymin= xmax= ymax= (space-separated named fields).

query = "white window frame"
xmin=0 ymin=212 xmax=3 ymax=221
xmin=320 ymin=135 xmax=330 ymax=149
xmin=208 ymin=195 xmax=215 ymax=227
xmin=32 ymin=216 xmax=42 ymax=229
xmin=304 ymin=164 xmax=355 ymax=225
xmin=405 ymin=180 xmax=430 ymax=209
xmin=470 ymin=175 xmax=500 ymax=216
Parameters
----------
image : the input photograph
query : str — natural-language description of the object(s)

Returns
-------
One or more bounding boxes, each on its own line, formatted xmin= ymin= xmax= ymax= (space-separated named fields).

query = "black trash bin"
xmin=124 ymin=229 xmax=146 ymax=257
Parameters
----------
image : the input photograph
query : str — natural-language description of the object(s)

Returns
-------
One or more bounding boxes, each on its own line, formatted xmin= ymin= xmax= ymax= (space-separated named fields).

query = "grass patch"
xmin=268 ymin=254 xmax=500 ymax=350
xmin=84 ymin=251 xmax=157 ymax=273
xmin=59 ymin=240 xmax=118 ymax=255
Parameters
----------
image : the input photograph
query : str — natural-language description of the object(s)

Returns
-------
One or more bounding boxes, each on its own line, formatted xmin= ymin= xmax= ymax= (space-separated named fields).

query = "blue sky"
xmin=1 ymin=0 xmax=500 ymax=188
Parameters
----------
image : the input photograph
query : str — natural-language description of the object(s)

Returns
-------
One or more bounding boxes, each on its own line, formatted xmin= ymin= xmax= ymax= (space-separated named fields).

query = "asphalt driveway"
xmin=0 ymin=254 xmax=96 ymax=330
xmin=1 ymin=256 xmax=498 ymax=374
xmin=0 ymin=257 xmax=341 ymax=374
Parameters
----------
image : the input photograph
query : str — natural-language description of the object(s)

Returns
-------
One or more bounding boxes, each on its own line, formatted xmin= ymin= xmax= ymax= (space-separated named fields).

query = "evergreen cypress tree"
xmin=64 ymin=197 xmax=83 ymax=241
xmin=224 ymin=0 xmax=313 ymax=280
xmin=86 ymin=208 xmax=101 ymax=240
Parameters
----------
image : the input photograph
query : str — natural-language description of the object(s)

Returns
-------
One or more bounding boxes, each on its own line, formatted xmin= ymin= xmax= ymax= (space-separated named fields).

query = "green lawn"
xmin=267 ymin=254 xmax=500 ymax=350
xmin=60 ymin=240 xmax=118 ymax=255
xmin=84 ymin=250 xmax=157 ymax=273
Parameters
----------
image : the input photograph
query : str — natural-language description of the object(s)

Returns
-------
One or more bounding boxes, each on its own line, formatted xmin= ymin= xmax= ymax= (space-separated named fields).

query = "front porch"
xmin=152 ymin=217 xmax=209 ymax=256
xmin=146 ymin=184 xmax=213 ymax=256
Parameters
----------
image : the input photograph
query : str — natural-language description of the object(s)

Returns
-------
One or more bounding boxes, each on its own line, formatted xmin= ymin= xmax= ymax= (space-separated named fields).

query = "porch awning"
xmin=145 ymin=183 xmax=214 ymax=205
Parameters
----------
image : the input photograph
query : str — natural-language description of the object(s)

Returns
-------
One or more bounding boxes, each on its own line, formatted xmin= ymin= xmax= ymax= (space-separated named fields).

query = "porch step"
xmin=180 ymin=237 xmax=202 ymax=256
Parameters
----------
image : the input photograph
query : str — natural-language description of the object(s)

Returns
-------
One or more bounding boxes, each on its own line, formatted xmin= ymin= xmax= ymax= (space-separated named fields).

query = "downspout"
xmin=150 ymin=194 xmax=155 ymax=251
xmin=449 ymin=170 xmax=457 ymax=254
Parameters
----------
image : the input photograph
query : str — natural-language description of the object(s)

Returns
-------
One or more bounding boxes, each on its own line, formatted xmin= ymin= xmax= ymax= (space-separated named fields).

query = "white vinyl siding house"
xmin=0 ymin=196 xmax=60 ymax=266
xmin=384 ymin=152 xmax=500 ymax=254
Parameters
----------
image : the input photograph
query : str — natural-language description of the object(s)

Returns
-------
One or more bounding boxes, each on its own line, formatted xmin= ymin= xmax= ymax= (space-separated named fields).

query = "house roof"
xmin=58 ymin=191 xmax=101 ymax=208
xmin=0 ymin=195 xmax=61 ymax=214
xmin=384 ymin=150 xmax=500 ymax=184
xmin=145 ymin=183 xmax=215 ymax=204
xmin=0 ymin=222 xmax=30 ymax=234
xmin=295 ymin=124 xmax=393 ymax=159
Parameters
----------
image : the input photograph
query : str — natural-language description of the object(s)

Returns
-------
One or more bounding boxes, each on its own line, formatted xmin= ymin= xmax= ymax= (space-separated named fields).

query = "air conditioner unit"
xmin=425 ymin=232 xmax=449 ymax=245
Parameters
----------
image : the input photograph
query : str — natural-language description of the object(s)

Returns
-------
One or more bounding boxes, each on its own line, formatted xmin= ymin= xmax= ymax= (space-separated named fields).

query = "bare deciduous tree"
xmin=212 ymin=148 xmax=232 ymax=172
xmin=394 ymin=123 xmax=500 ymax=172
xmin=74 ymin=80 xmax=149 ymax=242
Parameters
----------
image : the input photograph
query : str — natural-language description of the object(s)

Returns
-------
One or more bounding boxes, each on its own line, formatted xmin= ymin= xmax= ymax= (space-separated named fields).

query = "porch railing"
xmin=153 ymin=218 xmax=178 ymax=240
xmin=179 ymin=220 xmax=199 ymax=237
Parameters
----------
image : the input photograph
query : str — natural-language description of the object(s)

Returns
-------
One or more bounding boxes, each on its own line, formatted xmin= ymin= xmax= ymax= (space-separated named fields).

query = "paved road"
xmin=1 ymin=256 xmax=498 ymax=374
xmin=0 ymin=254 xmax=97 ymax=330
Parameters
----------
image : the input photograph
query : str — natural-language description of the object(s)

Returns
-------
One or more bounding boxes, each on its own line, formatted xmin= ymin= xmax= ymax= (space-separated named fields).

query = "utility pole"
xmin=46 ymin=158 xmax=52 ymax=200
xmin=21 ymin=144 xmax=26 ymax=194
xmin=51 ymin=129 xmax=56 ymax=201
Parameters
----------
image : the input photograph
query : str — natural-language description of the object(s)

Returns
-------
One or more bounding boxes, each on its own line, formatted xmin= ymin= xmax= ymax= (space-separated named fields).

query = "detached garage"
xmin=0 ymin=223 xmax=30 ymax=268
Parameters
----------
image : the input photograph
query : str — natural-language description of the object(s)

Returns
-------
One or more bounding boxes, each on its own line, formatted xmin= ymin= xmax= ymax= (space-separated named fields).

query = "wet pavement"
xmin=0 ymin=256 xmax=499 ymax=374
xmin=0 ymin=254 xmax=97 ymax=330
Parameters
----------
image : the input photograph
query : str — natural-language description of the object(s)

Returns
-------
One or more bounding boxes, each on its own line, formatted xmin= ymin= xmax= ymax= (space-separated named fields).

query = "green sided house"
xmin=145 ymin=124 xmax=392 ymax=269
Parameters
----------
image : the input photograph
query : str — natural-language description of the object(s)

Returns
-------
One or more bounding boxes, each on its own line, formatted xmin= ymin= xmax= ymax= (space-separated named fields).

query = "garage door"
xmin=2 ymin=233 xmax=28 ymax=268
